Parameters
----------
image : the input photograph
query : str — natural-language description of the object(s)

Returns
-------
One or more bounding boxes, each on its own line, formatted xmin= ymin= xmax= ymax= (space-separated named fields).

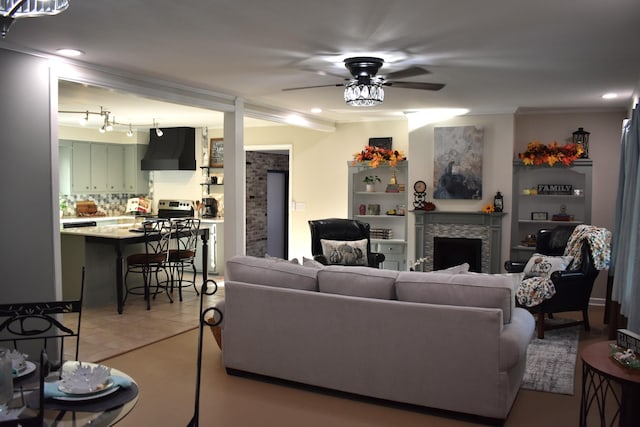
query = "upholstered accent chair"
xmin=308 ymin=218 xmax=385 ymax=268
xmin=505 ymin=225 xmax=600 ymax=338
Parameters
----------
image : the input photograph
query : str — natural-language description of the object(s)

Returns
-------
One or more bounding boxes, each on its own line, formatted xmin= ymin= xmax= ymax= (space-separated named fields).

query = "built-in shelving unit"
xmin=348 ymin=161 xmax=409 ymax=271
xmin=510 ymin=158 xmax=592 ymax=260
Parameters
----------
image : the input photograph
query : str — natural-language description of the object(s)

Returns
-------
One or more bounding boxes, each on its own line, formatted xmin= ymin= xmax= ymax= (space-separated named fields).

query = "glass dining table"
xmin=9 ymin=361 xmax=138 ymax=426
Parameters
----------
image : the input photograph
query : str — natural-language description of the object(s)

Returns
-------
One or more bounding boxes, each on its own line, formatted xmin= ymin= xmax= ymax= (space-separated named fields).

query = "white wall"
xmin=243 ymin=120 xmax=409 ymax=260
xmin=407 ymin=114 xmax=515 ymax=268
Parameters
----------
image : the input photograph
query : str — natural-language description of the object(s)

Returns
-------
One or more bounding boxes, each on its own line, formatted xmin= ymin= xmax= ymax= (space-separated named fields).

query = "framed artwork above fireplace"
xmin=433 ymin=126 xmax=484 ymax=200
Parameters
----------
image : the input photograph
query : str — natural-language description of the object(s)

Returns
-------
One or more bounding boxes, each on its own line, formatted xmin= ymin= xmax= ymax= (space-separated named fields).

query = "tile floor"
xmin=65 ymin=274 xmax=225 ymax=363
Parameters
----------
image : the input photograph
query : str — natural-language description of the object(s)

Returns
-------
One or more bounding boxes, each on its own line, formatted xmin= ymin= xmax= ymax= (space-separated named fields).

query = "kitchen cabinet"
xmin=63 ymin=140 xmax=147 ymax=194
xmin=106 ymin=144 xmax=125 ymax=192
xmin=71 ymin=142 xmax=92 ymax=192
xmin=124 ymin=144 xmax=149 ymax=193
xmin=510 ymin=158 xmax=592 ymax=261
xmin=348 ymin=161 xmax=408 ymax=271
xmin=90 ymin=143 xmax=108 ymax=191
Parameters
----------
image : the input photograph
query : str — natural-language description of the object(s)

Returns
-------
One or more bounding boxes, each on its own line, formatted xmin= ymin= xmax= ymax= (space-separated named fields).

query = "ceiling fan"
xmin=283 ymin=57 xmax=445 ymax=106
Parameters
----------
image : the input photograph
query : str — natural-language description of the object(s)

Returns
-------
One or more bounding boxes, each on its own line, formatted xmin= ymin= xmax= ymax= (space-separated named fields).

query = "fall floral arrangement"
xmin=518 ymin=141 xmax=584 ymax=167
xmin=352 ymin=145 xmax=406 ymax=168
xmin=482 ymin=203 xmax=495 ymax=214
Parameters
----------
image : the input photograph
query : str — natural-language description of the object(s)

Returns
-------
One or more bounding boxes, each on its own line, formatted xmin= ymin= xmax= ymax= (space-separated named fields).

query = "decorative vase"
xmin=366 ymin=184 xmax=375 ymax=192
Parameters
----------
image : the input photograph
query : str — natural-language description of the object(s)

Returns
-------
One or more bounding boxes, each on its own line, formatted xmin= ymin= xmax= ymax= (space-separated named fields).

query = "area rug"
xmin=521 ymin=325 xmax=580 ymax=395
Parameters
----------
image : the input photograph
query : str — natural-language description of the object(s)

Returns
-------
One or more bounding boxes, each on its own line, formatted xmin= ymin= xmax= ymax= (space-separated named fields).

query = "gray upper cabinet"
xmin=107 ymin=144 xmax=125 ymax=192
xmin=61 ymin=140 xmax=148 ymax=195
xmin=71 ymin=142 xmax=92 ymax=193
xmin=124 ymin=144 xmax=149 ymax=194
xmin=90 ymin=143 xmax=108 ymax=192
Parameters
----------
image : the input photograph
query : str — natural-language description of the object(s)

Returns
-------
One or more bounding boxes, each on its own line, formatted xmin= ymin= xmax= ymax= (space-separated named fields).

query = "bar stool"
xmin=124 ymin=219 xmax=172 ymax=310
xmin=167 ymin=217 xmax=201 ymax=301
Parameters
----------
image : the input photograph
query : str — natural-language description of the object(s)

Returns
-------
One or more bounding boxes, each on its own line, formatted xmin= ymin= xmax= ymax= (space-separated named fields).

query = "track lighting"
xmin=153 ymin=119 xmax=163 ymax=137
xmin=59 ymin=106 xmax=162 ymax=136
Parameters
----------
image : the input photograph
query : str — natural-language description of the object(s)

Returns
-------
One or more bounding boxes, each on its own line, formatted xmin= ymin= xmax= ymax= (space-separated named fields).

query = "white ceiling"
xmin=2 ymin=0 xmax=639 ymax=130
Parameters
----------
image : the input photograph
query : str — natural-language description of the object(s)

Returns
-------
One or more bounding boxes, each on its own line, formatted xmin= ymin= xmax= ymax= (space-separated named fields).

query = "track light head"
xmin=153 ymin=119 xmax=163 ymax=137
xmin=127 ymin=124 xmax=133 ymax=137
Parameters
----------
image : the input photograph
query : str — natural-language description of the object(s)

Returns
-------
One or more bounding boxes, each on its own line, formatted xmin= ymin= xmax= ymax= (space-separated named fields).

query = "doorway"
xmin=267 ymin=170 xmax=289 ymax=258
xmin=245 ymin=147 xmax=292 ymax=258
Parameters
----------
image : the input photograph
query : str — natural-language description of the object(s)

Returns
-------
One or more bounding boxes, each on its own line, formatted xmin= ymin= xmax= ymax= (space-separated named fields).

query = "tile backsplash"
xmin=60 ymin=193 xmax=149 ymax=217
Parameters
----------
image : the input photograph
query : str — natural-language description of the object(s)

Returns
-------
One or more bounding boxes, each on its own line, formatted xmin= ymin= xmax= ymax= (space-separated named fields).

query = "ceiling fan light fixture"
xmin=344 ymin=78 xmax=384 ymax=107
xmin=1 ymin=0 xmax=70 ymax=37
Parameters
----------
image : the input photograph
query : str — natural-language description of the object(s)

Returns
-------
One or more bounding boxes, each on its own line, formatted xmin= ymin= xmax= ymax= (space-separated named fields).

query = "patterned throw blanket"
xmin=516 ymin=225 xmax=612 ymax=307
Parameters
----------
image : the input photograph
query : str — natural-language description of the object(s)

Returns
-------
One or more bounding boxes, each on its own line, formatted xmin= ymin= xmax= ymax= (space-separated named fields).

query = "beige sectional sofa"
xmin=218 ymin=255 xmax=535 ymax=421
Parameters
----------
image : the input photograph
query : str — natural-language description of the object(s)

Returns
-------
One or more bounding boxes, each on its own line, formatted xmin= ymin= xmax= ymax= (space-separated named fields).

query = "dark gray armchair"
xmin=505 ymin=225 xmax=600 ymax=338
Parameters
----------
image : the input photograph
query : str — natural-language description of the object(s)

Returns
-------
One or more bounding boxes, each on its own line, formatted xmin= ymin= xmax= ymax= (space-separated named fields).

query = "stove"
xmin=157 ymin=199 xmax=194 ymax=219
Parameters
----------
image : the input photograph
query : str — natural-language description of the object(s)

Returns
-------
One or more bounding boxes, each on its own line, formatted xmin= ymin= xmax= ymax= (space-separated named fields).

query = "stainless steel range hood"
xmin=141 ymin=127 xmax=196 ymax=170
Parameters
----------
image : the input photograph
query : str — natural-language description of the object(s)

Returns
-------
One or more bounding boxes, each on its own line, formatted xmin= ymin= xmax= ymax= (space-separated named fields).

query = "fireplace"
xmin=414 ymin=211 xmax=506 ymax=273
xmin=433 ymin=237 xmax=482 ymax=272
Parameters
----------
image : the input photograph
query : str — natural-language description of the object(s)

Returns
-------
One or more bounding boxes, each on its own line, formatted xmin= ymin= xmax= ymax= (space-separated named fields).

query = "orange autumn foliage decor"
xmin=518 ymin=141 xmax=584 ymax=167
xmin=352 ymin=145 xmax=406 ymax=168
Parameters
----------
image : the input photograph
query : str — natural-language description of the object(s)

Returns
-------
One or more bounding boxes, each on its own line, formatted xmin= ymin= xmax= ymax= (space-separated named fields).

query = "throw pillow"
xmin=302 ymin=256 xmax=325 ymax=269
xmin=320 ymin=239 xmax=368 ymax=266
xmin=264 ymin=253 xmax=300 ymax=265
xmin=435 ymin=263 xmax=470 ymax=274
xmin=523 ymin=253 xmax=573 ymax=278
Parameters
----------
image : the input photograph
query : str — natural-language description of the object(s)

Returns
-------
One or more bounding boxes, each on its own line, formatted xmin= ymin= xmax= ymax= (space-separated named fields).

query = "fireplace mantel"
xmin=413 ymin=211 xmax=506 ymax=273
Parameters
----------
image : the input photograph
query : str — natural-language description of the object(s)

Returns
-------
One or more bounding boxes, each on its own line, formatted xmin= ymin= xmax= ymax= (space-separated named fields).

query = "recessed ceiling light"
xmin=602 ymin=93 xmax=618 ymax=100
xmin=56 ymin=48 xmax=84 ymax=57
xmin=310 ymin=108 xmax=322 ymax=114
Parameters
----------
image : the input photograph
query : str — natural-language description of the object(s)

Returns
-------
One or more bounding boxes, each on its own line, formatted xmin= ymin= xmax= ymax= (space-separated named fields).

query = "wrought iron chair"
xmin=166 ymin=218 xmax=201 ymax=302
xmin=186 ymin=278 xmax=222 ymax=427
xmin=124 ymin=219 xmax=172 ymax=310
xmin=308 ymin=218 xmax=385 ymax=268
xmin=0 ymin=267 xmax=84 ymax=369
xmin=0 ymin=268 xmax=84 ymax=426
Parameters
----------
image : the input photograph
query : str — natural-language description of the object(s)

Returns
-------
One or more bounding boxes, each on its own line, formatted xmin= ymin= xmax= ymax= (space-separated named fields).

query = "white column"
xmin=223 ymin=98 xmax=246 ymax=258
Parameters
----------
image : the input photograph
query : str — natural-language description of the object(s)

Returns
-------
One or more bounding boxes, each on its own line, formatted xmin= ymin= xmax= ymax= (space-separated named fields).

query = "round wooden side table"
xmin=580 ymin=341 xmax=640 ymax=426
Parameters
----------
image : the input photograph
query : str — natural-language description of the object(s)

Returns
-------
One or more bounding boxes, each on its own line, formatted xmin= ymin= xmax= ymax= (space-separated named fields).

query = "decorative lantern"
xmin=572 ymin=127 xmax=590 ymax=158
xmin=493 ymin=191 xmax=503 ymax=212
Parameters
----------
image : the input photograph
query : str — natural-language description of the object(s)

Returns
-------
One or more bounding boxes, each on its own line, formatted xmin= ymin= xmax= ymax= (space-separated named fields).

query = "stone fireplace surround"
xmin=413 ymin=211 xmax=506 ymax=273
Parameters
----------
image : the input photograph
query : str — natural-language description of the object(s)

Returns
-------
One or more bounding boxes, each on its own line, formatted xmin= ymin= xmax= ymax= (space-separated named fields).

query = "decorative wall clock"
xmin=413 ymin=180 xmax=427 ymax=209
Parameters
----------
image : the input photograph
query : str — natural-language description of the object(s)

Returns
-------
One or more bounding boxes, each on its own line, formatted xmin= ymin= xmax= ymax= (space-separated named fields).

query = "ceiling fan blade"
xmin=282 ymin=83 xmax=346 ymax=92
xmin=384 ymin=66 xmax=431 ymax=80
xmin=384 ymin=81 xmax=445 ymax=91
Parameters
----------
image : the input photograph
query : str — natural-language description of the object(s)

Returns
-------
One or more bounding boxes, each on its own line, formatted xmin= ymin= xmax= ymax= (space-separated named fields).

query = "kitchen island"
xmin=61 ymin=220 xmax=209 ymax=314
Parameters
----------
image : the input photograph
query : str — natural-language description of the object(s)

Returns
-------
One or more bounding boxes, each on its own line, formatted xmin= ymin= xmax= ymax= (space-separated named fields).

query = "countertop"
xmin=61 ymin=216 xmax=223 ymax=225
xmin=60 ymin=216 xmax=223 ymax=239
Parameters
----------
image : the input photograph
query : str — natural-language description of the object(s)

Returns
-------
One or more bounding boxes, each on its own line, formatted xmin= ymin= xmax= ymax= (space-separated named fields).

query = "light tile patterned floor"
xmin=64 ymin=274 xmax=224 ymax=363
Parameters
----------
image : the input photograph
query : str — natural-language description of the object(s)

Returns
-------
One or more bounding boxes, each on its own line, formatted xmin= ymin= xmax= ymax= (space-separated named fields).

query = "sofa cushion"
xmin=395 ymin=271 xmax=514 ymax=324
xmin=226 ymin=255 xmax=318 ymax=291
xmin=320 ymin=239 xmax=368 ymax=266
xmin=317 ymin=266 xmax=398 ymax=299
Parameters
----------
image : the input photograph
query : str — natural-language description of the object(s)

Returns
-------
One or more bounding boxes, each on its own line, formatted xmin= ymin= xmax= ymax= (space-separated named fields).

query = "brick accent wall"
xmin=246 ymin=151 xmax=289 ymax=257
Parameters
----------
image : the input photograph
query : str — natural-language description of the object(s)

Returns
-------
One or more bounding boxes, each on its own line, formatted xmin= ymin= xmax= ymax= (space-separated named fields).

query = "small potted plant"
xmin=363 ymin=175 xmax=381 ymax=192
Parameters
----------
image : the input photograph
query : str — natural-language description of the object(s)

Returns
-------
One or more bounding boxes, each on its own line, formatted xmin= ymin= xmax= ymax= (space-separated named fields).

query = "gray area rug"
xmin=521 ymin=325 xmax=580 ymax=395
